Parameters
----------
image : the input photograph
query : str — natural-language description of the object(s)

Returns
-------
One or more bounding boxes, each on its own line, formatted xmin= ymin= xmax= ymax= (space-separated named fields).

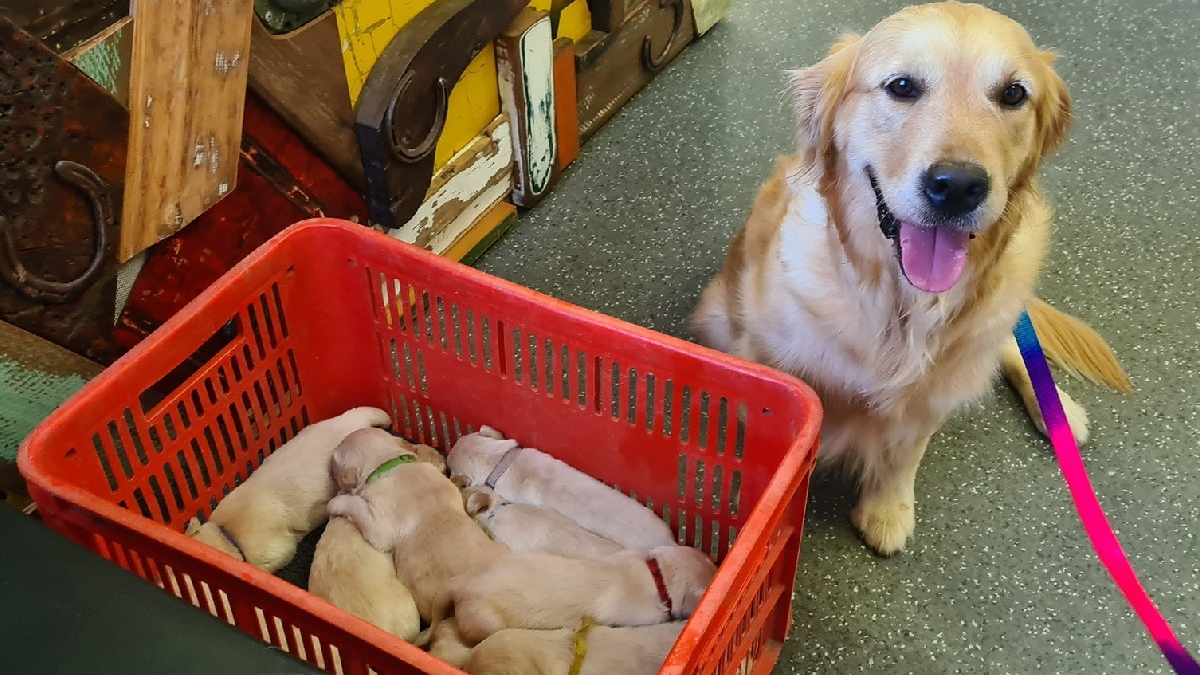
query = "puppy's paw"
xmin=462 ymin=487 xmax=494 ymax=517
xmin=476 ymin=425 xmax=504 ymax=439
xmin=184 ymin=517 xmax=203 ymax=537
xmin=1030 ymin=386 xmax=1090 ymax=446
xmin=449 ymin=473 xmax=472 ymax=490
xmin=851 ymin=498 xmax=914 ymax=557
xmin=326 ymin=494 xmax=356 ymax=519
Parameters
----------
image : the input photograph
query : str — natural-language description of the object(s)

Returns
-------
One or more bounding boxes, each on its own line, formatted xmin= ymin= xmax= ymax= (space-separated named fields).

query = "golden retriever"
xmin=462 ymin=486 xmax=625 ymax=558
xmin=184 ymin=406 xmax=391 ymax=571
xmin=691 ymin=2 xmax=1131 ymax=556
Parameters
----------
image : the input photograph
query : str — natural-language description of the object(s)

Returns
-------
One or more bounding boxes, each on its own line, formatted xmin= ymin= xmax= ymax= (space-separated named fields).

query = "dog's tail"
xmin=1025 ymin=298 xmax=1133 ymax=394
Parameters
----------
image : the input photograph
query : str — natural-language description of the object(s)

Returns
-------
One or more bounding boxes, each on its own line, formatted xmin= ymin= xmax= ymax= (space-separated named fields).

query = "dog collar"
xmin=366 ymin=454 xmax=416 ymax=483
xmin=484 ymin=447 xmax=521 ymax=489
xmin=216 ymin=524 xmax=247 ymax=562
xmin=646 ymin=557 xmax=674 ymax=619
xmin=567 ymin=616 xmax=594 ymax=675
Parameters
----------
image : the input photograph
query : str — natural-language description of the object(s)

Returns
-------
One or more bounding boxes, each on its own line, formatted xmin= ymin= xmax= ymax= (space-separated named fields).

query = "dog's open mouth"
xmin=867 ymin=169 xmax=971 ymax=294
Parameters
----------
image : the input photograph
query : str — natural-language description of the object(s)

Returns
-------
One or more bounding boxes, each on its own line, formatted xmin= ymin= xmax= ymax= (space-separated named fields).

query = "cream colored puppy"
xmin=448 ymin=427 xmax=675 ymax=551
xmin=436 ymin=545 xmax=715 ymax=645
xmin=308 ymin=429 xmax=444 ymax=643
xmin=463 ymin=486 xmax=623 ymax=558
xmin=432 ymin=617 xmax=685 ymax=675
xmin=327 ymin=434 xmax=508 ymax=621
xmin=184 ymin=406 xmax=391 ymax=572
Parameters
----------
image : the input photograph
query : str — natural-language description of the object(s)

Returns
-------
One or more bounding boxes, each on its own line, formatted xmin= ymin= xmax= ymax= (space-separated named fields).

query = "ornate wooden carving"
xmin=575 ymin=0 xmax=696 ymax=141
xmin=354 ymin=0 xmax=529 ymax=230
xmin=0 ymin=18 xmax=126 ymax=363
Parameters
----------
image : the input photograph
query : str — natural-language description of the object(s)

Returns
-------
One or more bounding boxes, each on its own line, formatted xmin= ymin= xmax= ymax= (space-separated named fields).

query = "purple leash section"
xmin=1014 ymin=310 xmax=1199 ymax=674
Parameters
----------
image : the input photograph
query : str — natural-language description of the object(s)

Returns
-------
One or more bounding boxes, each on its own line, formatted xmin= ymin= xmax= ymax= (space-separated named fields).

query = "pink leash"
xmin=1015 ymin=310 xmax=1199 ymax=673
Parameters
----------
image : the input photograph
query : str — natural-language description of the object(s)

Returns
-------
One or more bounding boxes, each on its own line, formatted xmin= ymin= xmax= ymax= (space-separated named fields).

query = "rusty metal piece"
xmin=642 ymin=0 xmax=684 ymax=73
xmin=0 ymin=161 xmax=110 ymax=303
xmin=386 ymin=74 xmax=451 ymax=164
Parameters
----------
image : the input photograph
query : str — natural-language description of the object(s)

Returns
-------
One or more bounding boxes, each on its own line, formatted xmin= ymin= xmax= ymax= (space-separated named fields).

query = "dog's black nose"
xmin=922 ymin=161 xmax=989 ymax=217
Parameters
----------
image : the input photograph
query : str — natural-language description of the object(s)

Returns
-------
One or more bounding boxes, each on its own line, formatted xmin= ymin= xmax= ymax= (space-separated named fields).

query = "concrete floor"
xmin=475 ymin=0 xmax=1200 ymax=672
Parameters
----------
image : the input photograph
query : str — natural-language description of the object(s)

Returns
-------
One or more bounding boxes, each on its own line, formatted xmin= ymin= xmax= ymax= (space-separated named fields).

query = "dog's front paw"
xmin=327 ymin=494 xmax=356 ymax=519
xmin=851 ymin=498 xmax=915 ymax=557
xmin=1031 ymin=386 xmax=1090 ymax=446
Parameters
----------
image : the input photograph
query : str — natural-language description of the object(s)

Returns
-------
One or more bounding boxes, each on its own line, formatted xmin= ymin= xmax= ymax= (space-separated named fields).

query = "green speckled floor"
xmin=475 ymin=0 xmax=1200 ymax=673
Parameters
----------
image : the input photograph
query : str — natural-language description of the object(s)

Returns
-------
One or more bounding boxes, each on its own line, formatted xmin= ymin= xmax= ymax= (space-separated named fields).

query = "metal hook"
xmin=0 ymin=160 xmax=109 ymax=303
xmin=642 ymin=0 xmax=684 ymax=73
xmin=386 ymin=73 xmax=450 ymax=164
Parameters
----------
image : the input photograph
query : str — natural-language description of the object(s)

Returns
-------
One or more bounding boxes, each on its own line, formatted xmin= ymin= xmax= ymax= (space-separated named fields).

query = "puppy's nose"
xmin=922 ymin=161 xmax=989 ymax=217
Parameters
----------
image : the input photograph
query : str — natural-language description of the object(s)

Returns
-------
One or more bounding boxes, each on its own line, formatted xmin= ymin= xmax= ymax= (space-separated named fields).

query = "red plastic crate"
xmin=19 ymin=219 xmax=822 ymax=675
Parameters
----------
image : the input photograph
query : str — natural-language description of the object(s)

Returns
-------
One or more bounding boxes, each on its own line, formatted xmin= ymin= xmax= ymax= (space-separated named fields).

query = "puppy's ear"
xmin=185 ymin=518 xmax=203 ymax=537
xmin=463 ymin=488 xmax=493 ymax=516
xmin=477 ymin=425 xmax=504 ymax=440
xmin=1035 ymin=51 xmax=1072 ymax=158
xmin=787 ymin=34 xmax=861 ymax=174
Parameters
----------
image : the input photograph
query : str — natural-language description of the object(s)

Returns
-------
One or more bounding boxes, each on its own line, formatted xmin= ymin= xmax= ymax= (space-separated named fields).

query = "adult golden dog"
xmin=692 ymin=2 xmax=1132 ymax=556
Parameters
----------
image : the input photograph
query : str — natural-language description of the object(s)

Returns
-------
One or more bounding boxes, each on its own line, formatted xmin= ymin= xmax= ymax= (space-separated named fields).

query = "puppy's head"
xmin=446 ymin=429 xmax=519 ymax=486
xmin=651 ymin=545 xmax=718 ymax=618
xmin=331 ymin=427 xmax=431 ymax=492
xmin=790 ymin=1 xmax=1071 ymax=293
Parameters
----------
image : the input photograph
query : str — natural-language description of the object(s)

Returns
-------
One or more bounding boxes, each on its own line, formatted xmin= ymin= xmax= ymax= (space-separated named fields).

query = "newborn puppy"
xmin=308 ymin=429 xmax=443 ymax=643
xmin=464 ymin=621 xmax=685 ymax=675
xmin=328 ymin=431 xmax=508 ymax=621
xmin=463 ymin=486 xmax=623 ymax=558
xmin=184 ymin=406 xmax=391 ymax=571
xmin=448 ymin=427 xmax=675 ymax=551
xmin=437 ymin=545 xmax=716 ymax=645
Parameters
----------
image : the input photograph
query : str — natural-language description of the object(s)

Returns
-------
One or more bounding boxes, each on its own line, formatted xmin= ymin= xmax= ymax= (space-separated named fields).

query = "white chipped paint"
xmin=214 ymin=51 xmax=242 ymax=75
xmin=218 ymin=182 xmax=230 ymax=195
xmin=519 ymin=17 xmax=556 ymax=194
xmin=389 ymin=120 xmax=514 ymax=253
xmin=691 ymin=0 xmax=730 ymax=35
xmin=208 ymin=135 xmax=219 ymax=173
xmin=496 ymin=16 xmax=556 ymax=204
xmin=193 ymin=141 xmax=205 ymax=167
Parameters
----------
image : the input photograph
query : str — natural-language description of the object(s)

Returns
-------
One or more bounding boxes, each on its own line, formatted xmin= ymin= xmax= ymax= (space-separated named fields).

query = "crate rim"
xmin=18 ymin=217 xmax=824 ymax=674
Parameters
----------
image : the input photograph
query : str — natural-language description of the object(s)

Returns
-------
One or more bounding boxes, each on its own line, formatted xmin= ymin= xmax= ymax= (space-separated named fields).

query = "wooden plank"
xmin=576 ymin=0 xmax=696 ymax=141
xmin=444 ymin=201 xmax=518 ymax=263
xmin=587 ymin=0 xmax=643 ymax=32
xmin=553 ymin=38 xmax=582 ymax=171
xmin=115 ymin=90 xmax=368 ymax=353
xmin=354 ymin=0 xmax=529 ymax=230
xmin=555 ymin=0 xmax=594 ymax=42
xmin=65 ymin=17 xmax=133 ymax=108
xmin=0 ymin=18 xmax=126 ymax=364
xmin=389 ymin=116 xmax=515 ymax=253
xmin=497 ymin=9 xmax=560 ymax=208
xmin=120 ymin=0 xmax=256 ymax=262
xmin=248 ymin=11 xmax=364 ymax=188
xmin=0 ymin=0 xmax=127 ymax=54
xmin=690 ymin=0 xmax=730 ymax=35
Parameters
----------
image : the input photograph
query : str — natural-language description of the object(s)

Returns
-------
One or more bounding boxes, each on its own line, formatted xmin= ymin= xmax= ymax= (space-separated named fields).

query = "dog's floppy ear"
xmin=788 ymin=34 xmax=861 ymax=173
xmin=1035 ymin=51 xmax=1072 ymax=157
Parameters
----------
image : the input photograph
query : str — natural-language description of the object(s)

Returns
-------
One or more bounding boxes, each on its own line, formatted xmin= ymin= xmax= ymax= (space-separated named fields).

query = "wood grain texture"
xmin=248 ymin=11 xmax=364 ymax=187
xmin=354 ymin=0 xmax=528 ymax=230
xmin=576 ymin=0 xmax=695 ymax=141
xmin=0 ymin=18 xmax=126 ymax=364
xmin=120 ymin=0 xmax=255 ymax=262
xmin=115 ymin=90 xmax=368 ymax=354
xmin=389 ymin=115 xmax=514 ymax=253
xmin=553 ymin=37 xmax=581 ymax=171
xmin=496 ymin=9 xmax=559 ymax=207
xmin=444 ymin=200 xmax=518 ymax=263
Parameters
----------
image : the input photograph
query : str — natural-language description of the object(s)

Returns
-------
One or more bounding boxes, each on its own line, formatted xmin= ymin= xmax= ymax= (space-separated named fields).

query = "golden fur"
xmin=691 ymin=2 xmax=1130 ymax=555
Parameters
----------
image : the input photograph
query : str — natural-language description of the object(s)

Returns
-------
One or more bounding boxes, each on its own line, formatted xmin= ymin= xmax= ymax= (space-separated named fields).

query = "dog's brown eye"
xmin=885 ymin=77 xmax=920 ymax=100
xmin=1000 ymin=83 xmax=1028 ymax=107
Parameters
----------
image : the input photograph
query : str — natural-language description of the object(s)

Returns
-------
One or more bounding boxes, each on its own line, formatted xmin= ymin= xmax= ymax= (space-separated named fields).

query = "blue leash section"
xmin=1014 ymin=310 xmax=1200 ymax=674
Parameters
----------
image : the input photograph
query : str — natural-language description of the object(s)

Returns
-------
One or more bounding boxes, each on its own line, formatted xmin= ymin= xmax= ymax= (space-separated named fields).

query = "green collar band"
xmin=366 ymin=454 xmax=416 ymax=483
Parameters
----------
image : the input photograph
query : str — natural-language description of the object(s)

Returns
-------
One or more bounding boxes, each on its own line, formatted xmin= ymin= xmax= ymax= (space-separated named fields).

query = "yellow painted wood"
xmin=556 ymin=0 xmax=593 ymax=43
xmin=334 ymin=0 xmax=500 ymax=169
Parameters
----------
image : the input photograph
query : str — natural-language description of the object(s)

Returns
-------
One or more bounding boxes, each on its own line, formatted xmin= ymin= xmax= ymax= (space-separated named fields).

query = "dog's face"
xmin=792 ymin=2 xmax=1071 ymax=293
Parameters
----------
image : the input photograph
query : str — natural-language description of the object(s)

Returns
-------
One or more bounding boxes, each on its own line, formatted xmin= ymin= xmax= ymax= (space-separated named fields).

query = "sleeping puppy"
xmin=463 ymin=486 xmax=623 ymax=558
xmin=432 ymin=616 xmax=685 ymax=675
xmin=327 ymin=431 xmax=508 ymax=622
xmin=434 ymin=545 xmax=715 ymax=645
xmin=307 ymin=429 xmax=444 ymax=642
xmin=184 ymin=406 xmax=391 ymax=571
xmin=448 ymin=427 xmax=675 ymax=551
xmin=691 ymin=2 xmax=1132 ymax=556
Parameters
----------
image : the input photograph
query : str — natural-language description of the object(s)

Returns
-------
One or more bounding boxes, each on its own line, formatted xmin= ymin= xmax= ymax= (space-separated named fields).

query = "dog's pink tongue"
xmin=898 ymin=222 xmax=970 ymax=293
